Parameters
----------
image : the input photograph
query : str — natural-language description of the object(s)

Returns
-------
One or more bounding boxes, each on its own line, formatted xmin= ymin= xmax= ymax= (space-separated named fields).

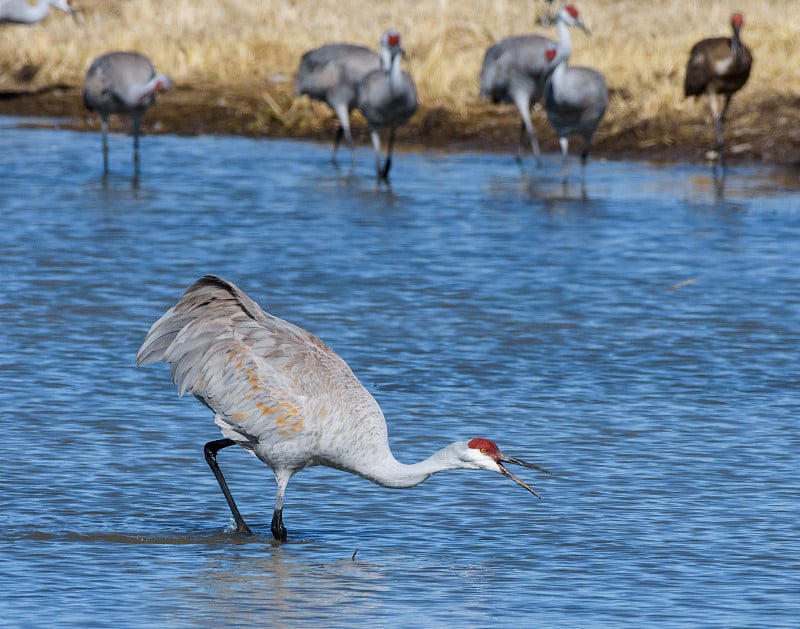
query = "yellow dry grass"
xmin=1 ymin=0 xmax=798 ymax=139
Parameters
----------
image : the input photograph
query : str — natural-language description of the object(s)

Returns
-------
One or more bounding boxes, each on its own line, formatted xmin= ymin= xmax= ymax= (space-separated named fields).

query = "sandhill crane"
xmin=684 ymin=12 xmax=752 ymax=158
xmin=356 ymin=30 xmax=418 ymax=181
xmin=136 ymin=275 xmax=549 ymax=541
xmin=0 ymin=0 xmax=72 ymax=24
xmin=479 ymin=4 xmax=589 ymax=164
xmin=82 ymin=51 xmax=173 ymax=174
xmin=295 ymin=42 xmax=381 ymax=163
xmin=543 ymin=26 xmax=608 ymax=183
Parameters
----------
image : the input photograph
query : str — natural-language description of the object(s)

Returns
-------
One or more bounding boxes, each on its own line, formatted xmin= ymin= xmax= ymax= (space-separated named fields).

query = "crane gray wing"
xmin=295 ymin=44 xmax=380 ymax=98
xmin=136 ymin=275 xmax=387 ymax=449
xmin=84 ymin=52 xmax=157 ymax=109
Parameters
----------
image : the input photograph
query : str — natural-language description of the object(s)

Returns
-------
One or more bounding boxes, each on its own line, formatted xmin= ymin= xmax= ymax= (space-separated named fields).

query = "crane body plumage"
xmin=0 ymin=0 xmax=72 ymax=24
xmin=684 ymin=12 xmax=752 ymax=156
xmin=294 ymin=43 xmax=381 ymax=163
xmin=543 ymin=7 xmax=607 ymax=182
xmin=83 ymin=51 xmax=173 ymax=174
xmin=356 ymin=30 xmax=418 ymax=181
xmin=479 ymin=4 xmax=588 ymax=164
xmin=136 ymin=275 xmax=549 ymax=541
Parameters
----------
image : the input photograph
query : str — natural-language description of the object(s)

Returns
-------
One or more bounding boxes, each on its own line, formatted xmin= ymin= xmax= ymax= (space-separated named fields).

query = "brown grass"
xmin=1 ymin=0 xmax=799 ymax=161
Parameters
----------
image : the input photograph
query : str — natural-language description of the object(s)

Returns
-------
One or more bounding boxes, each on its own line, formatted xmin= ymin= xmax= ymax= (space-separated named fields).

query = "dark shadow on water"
xmin=18 ymin=527 xmax=278 ymax=547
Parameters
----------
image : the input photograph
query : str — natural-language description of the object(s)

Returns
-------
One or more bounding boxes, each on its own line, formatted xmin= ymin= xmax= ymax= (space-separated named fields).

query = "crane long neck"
xmin=731 ymin=26 xmax=745 ymax=63
xmin=131 ymin=75 xmax=169 ymax=106
xmin=386 ymin=51 xmax=404 ymax=93
xmin=354 ymin=442 xmax=465 ymax=489
xmin=556 ymin=18 xmax=574 ymax=60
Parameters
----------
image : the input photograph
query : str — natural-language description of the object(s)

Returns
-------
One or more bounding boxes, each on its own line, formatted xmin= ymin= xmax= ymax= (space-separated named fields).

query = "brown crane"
xmin=684 ymin=12 xmax=753 ymax=157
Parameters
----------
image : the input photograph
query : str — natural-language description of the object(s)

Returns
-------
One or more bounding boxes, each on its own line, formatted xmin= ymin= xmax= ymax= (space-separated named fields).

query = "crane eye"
xmin=480 ymin=447 xmax=488 ymax=454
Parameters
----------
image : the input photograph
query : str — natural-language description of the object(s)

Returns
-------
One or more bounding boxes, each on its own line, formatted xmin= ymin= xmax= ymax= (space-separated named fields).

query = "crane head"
xmin=380 ymin=29 xmax=406 ymax=68
xmin=155 ymin=75 xmax=175 ymax=94
xmin=731 ymin=12 xmax=744 ymax=29
xmin=560 ymin=4 xmax=591 ymax=35
xmin=545 ymin=47 xmax=558 ymax=64
xmin=467 ymin=438 xmax=550 ymax=498
xmin=382 ymin=29 xmax=403 ymax=54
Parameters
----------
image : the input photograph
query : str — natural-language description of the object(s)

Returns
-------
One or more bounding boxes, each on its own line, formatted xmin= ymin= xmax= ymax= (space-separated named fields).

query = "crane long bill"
xmin=497 ymin=455 xmax=551 ymax=499
xmin=497 ymin=463 xmax=542 ymax=498
xmin=505 ymin=455 xmax=551 ymax=476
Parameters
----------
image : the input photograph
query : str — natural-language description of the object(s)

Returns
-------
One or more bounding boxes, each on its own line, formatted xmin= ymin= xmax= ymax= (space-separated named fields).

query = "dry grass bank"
xmin=1 ymin=0 xmax=799 ymax=162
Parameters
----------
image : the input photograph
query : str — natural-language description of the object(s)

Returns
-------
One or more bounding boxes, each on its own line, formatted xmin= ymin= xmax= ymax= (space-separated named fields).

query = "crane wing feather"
xmin=136 ymin=276 xmax=388 ymax=451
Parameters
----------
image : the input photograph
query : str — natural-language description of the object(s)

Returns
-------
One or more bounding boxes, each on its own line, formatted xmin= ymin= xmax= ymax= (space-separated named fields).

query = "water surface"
xmin=1 ymin=119 xmax=798 ymax=627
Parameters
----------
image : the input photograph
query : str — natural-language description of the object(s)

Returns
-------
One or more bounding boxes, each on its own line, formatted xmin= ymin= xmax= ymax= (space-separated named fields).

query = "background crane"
xmin=136 ymin=275 xmax=549 ymax=541
xmin=479 ymin=4 xmax=589 ymax=164
xmin=0 ymin=0 xmax=72 ymax=24
xmin=356 ymin=30 xmax=418 ymax=181
xmin=684 ymin=12 xmax=752 ymax=158
xmin=82 ymin=51 xmax=173 ymax=175
xmin=294 ymin=41 xmax=381 ymax=163
xmin=543 ymin=12 xmax=608 ymax=184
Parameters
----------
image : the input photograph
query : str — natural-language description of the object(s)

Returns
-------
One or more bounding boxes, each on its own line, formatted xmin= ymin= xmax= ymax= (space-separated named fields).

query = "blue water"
xmin=1 ymin=118 xmax=798 ymax=627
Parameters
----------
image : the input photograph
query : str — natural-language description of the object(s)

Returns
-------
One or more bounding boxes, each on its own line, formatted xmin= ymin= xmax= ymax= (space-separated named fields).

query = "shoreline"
xmin=2 ymin=84 xmax=799 ymax=170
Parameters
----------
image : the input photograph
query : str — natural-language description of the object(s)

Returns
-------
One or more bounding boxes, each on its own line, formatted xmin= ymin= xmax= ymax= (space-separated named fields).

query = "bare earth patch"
xmin=2 ymin=81 xmax=799 ymax=170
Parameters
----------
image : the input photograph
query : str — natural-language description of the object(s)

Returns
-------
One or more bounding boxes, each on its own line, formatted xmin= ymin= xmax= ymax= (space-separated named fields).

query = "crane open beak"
xmin=497 ymin=453 xmax=550 ymax=499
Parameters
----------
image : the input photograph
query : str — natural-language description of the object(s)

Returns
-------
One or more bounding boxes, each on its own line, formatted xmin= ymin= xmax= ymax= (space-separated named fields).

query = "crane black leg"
xmin=271 ymin=508 xmax=287 ymax=542
xmin=204 ymin=438 xmax=252 ymax=535
xmin=516 ymin=121 xmax=526 ymax=163
xmin=332 ymin=126 xmax=344 ymax=162
xmin=380 ymin=128 xmax=396 ymax=180
xmin=101 ymin=117 xmax=110 ymax=174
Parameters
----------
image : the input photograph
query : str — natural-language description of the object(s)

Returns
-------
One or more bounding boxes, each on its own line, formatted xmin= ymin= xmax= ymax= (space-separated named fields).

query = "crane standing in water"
xmin=684 ymin=12 xmax=752 ymax=159
xmin=82 ymin=51 xmax=173 ymax=175
xmin=294 ymin=41 xmax=381 ymax=163
xmin=136 ymin=275 xmax=549 ymax=541
xmin=479 ymin=4 xmax=589 ymax=164
xmin=542 ymin=7 xmax=608 ymax=183
xmin=0 ymin=0 xmax=73 ymax=24
xmin=356 ymin=30 xmax=418 ymax=181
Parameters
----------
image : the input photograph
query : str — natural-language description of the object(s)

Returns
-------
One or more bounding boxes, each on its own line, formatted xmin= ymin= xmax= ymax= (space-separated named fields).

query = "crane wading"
xmin=542 ymin=8 xmax=608 ymax=183
xmin=356 ymin=30 xmax=418 ymax=181
xmin=83 ymin=51 xmax=173 ymax=174
xmin=295 ymin=40 xmax=381 ymax=164
xmin=684 ymin=12 xmax=753 ymax=159
xmin=479 ymin=4 xmax=589 ymax=165
xmin=136 ymin=275 xmax=550 ymax=541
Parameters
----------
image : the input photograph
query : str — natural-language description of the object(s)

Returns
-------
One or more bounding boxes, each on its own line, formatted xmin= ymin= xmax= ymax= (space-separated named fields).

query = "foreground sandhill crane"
xmin=83 ymin=51 xmax=173 ymax=174
xmin=0 ymin=0 xmax=72 ymax=23
xmin=479 ymin=4 xmax=589 ymax=164
xmin=684 ymin=12 xmax=752 ymax=157
xmin=136 ymin=275 xmax=549 ymax=541
xmin=543 ymin=36 xmax=608 ymax=183
xmin=356 ymin=30 xmax=418 ymax=181
xmin=295 ymin=42 xmax=381 ymax=163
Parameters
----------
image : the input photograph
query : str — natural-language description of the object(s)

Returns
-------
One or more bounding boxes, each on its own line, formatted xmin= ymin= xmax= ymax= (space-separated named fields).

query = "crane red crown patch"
xmin=468 ymin=438 xmax=499 ymax=456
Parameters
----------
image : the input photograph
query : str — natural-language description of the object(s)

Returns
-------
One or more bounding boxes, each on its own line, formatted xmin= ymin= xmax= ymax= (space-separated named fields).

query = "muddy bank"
xmin=2 ymin=83 xmax=799 ymax=169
